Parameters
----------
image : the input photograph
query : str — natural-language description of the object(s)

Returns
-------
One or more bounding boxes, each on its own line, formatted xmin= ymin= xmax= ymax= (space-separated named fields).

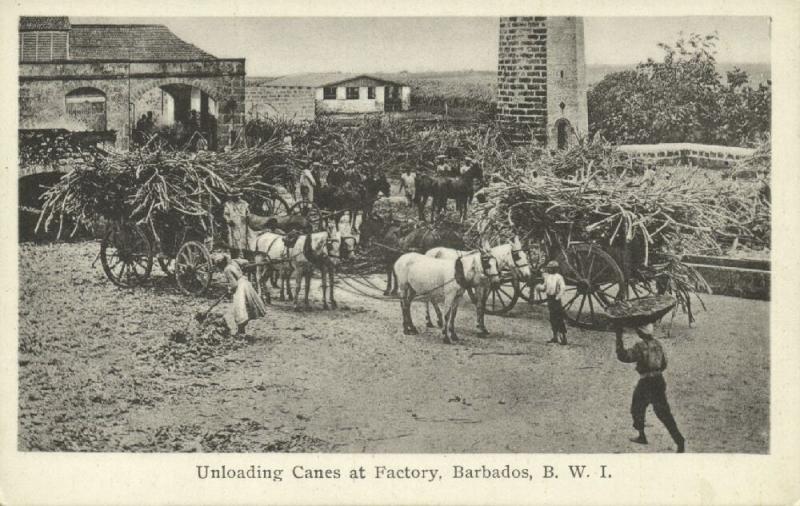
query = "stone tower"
xmin=497 ymin=16 xmax=588 ymax=148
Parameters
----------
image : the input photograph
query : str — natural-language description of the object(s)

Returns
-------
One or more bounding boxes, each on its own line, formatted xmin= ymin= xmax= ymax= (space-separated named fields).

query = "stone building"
xmin=18 ymin=16 xmax=246 ymax=152
xmin=497 ymin=16 xmax=588 ymax=148
xmin=254 ymin=73 xmax=411 ymax=116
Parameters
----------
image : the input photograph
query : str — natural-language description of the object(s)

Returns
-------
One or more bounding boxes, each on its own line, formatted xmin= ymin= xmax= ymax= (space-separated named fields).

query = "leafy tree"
xmin=588 ymin=32 xmax=770 ymax=147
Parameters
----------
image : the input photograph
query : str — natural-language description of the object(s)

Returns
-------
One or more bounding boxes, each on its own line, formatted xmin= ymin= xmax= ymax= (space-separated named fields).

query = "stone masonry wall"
xmin=19 ymin=59 xmax=245 ymax=151
xmin=497 ymin=17 xmax=549 ymax=144
xmin=245 ymin=79 xmax=315 ymax=122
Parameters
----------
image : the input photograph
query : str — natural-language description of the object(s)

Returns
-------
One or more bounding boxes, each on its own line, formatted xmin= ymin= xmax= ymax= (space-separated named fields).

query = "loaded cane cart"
xmin=484 ymin=212 xmax=670 ymax=329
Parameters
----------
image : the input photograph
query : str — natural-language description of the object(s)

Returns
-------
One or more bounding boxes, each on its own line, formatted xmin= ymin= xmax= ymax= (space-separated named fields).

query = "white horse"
xmin=251 ymin=231 xmax=297 ymax=304
xmin=393 ymin=250 xmax=500 ymax=344
xmin=289 ymin=225 xmax=350 ymax=310
xmin=424 ymin=246 xmax=504 ymax=335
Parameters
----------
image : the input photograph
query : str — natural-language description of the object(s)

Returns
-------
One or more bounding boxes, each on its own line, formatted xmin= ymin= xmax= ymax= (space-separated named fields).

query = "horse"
xmin=361 ymin=173 xmax=391 ymax=220
xmin=247 ymin=213 xmax=313 ymax=234
xmin=414 ymin=165 xmax=483 ymax=222
xmin=360 ymin=214 xmax=466 ymax=295
xmin=290 ymin=225 xmax=351 ymax=310
xmin=425 ymin=237 xmax=527 ymax=335
xmin=393 ymin=250 xmax=500 ymax=344
xmin=250 ymin=231 xmax=301 ymax=304
xmin=314 ymin=183 xmax=362 ymax=233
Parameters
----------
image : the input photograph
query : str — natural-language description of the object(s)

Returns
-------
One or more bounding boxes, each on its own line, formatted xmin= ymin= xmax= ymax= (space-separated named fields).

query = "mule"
xmin=393 ymin=250 xmax=500 ymax=344
xmin=289 ymin=225 xmax=351 ymax=310
xmin=425 ymin=239 xmax=525 ymax=335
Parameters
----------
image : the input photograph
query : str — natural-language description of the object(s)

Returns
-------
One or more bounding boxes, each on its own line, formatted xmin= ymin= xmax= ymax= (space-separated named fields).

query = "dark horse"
xmin=360 ymin=214 xmax=466 ymax=295
xmin=314 ymin=174 xmax=390 ymax=232
xmin=414 ymin=164 xmax=483 ymax=222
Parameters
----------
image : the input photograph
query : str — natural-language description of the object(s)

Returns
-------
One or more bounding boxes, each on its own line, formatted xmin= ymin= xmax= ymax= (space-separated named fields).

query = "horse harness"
xmin=510 ymin=248 xmax=530 ymax=270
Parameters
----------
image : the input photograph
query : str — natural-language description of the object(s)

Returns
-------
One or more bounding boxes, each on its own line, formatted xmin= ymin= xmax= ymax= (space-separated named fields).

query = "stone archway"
xmin=553 ymin=118 xmax=572 ymax=150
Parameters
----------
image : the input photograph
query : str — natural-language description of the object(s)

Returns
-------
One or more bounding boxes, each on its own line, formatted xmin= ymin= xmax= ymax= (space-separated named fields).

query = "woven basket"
xmin=606 ymin=295 xmax=677 ymax=326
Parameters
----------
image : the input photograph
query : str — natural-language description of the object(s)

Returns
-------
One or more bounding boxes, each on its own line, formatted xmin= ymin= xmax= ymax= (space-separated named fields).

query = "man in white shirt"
xmin=299 ymin=162 xmax=318 ymax=203
xmin=398 ymin=169 xmax=416 ymax=207
xmin=535 ymin=260 xmax=568 ymax=345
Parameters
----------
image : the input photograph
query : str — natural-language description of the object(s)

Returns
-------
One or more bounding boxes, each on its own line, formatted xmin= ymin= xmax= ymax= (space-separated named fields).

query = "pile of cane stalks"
xmin=36 ymin=139 xmax=293 ymax=239
xmin=472 ymin=141 xmax=767 ymax=323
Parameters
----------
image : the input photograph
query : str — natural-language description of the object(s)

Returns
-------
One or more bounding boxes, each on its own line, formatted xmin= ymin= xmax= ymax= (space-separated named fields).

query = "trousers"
xmin=631 ymin=374 xmax=684 ymax=445
xmin=547 ymin=296 xmax=567 ymax=334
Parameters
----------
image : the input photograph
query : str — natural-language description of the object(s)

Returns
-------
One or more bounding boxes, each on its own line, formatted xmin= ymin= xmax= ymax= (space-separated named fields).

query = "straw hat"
xmin=637 ymin=323 xmax=654 ymax=336
xmin=210 ymin=252 xmax=229 ymax=268
xmin=545 ymin=260 xmax=559 ymax=270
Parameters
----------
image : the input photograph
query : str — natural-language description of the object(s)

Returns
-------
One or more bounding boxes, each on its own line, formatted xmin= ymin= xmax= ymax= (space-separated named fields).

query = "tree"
xmin=588 ymin=32 xmax=770 ymax=147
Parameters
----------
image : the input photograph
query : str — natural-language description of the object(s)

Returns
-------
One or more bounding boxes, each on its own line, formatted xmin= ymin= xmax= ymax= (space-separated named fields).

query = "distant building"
xmin=18 ymin=16 xmax=246 ymax=153
xmin=260 ymin=73 xmax=411 ymax=116
xmin=497 ymin=17 xmax=588 ymax=149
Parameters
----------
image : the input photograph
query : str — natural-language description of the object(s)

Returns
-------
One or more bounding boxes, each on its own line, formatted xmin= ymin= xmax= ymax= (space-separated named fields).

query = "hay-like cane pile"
xmin=36 ymin=139 xmax=292 ymax=240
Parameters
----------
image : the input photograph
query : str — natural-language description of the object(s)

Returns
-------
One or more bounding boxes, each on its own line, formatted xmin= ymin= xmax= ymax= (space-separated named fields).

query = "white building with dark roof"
xmin=260 ymin=73 xmax=411 ymax=115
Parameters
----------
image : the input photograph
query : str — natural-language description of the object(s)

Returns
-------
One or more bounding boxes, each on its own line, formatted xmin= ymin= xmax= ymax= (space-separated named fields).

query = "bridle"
xmin=510 ymin=248 xmax=530 ymax=270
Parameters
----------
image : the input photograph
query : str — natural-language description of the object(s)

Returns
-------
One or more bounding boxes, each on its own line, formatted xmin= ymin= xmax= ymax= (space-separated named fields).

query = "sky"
xmin=75 ymin=16 xmax=771 ymax=76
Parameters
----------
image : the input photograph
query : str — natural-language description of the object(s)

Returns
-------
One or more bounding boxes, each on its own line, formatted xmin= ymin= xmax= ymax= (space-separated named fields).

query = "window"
xmin=346 ymin=87 xmax=359 ymax=100
xmin=367 ymin=87 xmax=376 ymax=99
xmin=560 ymin=70 xmax=565 ymax=79
xmin=323 ymin=87 xmax=337 ymax=100
xmin=19 ymin=31 xmax=68 ymax=62
xmin=65 ymin=88 xmax=107 ymax=131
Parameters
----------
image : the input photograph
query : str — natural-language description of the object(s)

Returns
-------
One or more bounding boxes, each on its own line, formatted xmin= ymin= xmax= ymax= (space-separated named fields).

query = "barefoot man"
xmin=615 ymin=323 xmax=686 ymax=453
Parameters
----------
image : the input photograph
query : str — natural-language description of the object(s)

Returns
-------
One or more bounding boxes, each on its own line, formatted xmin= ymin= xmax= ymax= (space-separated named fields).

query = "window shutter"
xmin=21 ymin=33 xmax=37 ymax=62
xmin=52 ymin=32 xmax=67 ymax=59
xmin=36 ymin=32 xmax=53 ymax=61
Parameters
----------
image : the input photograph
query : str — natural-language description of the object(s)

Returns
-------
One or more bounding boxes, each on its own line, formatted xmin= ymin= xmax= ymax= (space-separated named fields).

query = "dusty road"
xmin=18 ymin=241 xmax=768 ymax=453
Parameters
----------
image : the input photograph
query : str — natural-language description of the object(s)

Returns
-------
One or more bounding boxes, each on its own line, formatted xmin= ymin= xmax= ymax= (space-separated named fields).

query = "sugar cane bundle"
xmin=36 ymin=140 xmax=292 ymax=239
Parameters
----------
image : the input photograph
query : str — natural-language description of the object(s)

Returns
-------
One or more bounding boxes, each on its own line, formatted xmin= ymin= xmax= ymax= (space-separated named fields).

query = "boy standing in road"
xmin=534 ymin=260 xmax=568 ymax=345
xmin=615 ymin=323 xmax=686 ymax=453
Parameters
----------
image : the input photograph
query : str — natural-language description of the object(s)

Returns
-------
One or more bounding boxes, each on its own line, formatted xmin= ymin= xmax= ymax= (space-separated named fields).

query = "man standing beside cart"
xmin=223 ymin=191 xmax=250 ymax=259
xmin=534 ymin=260 xmax=568 ymax=345
xmin=615 ymin=322 xmax=686 ymax=453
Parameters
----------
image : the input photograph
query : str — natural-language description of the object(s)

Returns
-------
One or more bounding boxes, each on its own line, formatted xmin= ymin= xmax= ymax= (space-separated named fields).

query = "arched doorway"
xmin=133 ymin=84 xmax=218 ymax=149
xmin=65 ymin=87 xmax=106 ymax=131
xmin=555 ymin=118 xmax=571 ymax=150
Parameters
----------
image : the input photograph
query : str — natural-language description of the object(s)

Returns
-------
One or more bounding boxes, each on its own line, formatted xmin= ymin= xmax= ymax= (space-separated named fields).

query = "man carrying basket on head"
xmin=535 ymin=260 xmax=568 ymax=345
xmin=615 ymin=322 xmax=685 ymax=453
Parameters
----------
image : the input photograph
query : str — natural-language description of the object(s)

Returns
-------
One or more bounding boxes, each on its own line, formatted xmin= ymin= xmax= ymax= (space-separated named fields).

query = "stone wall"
xmin=618 ymin=143 xmax=756 ymax=168
xmin=497 ymin=17 xmax=549 ymax=144
xmin=315 ymin=86 xmax=386 ymax=115
xmin=245 ymin=79 xmax=315 ymax=121
xmin=545 ymin=17 xmax=587 ymax=148
xmin=19 ymin=59 xmax=245 ymax=150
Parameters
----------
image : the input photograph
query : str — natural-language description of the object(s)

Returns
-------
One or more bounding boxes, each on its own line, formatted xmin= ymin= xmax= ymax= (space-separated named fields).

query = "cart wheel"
xmin=174 ymin=241 xmax=213 ymax=296
xmin=485 ymin=271 xmax=520 ymax=315
xmin=260 ymin=194 xmax=290 ymax=217
xmin=289 ymin=201 xmax=322 ymax=228
xmin=100 ymin=224 xmax=153 ymax=288
xmin=559 ymin=243 xmax=626 ymax=329
xmin=519 ymin=275 xmax=548 ymax=305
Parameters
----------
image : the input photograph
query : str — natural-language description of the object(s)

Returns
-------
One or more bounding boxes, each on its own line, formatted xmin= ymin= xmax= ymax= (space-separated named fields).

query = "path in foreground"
xmin=18 ymin=242 xmax=769 ymax=453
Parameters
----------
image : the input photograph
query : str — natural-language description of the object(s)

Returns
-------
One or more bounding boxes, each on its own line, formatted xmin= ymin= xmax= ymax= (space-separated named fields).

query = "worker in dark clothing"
xmin=615 ymin=323 xmax=685 ymax=453
xmin=326 ymin=161 xmax=345 ymax=187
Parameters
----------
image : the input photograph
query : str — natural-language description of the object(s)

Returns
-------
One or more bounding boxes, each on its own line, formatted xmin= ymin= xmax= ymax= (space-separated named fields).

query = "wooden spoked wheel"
xmin=289 ymin=201 xmax=322 ymax=229
xmin=259 ymin=194 xmax=290 ymax=217
xmin=100 ymin=224 xmax=154 ymax=288
xmin=174 ymin=241 xmax=214 ymax=296
xmin=559 ymin=243 xmax=626 ymax=329
xmin=485 ymin=271 xmax=520 ymax=315
xmin=520 ymin=274 xmax=548 ymax=305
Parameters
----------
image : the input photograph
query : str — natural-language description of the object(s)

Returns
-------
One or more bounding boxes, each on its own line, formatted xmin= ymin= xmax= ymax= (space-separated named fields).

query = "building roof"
xmin=69 ymin=23 xmax=217 ymax=61
xmin=265 ymin=72 xmax=406 ymax=88
xmin=19 ymin=16 xmax=71 ymax=31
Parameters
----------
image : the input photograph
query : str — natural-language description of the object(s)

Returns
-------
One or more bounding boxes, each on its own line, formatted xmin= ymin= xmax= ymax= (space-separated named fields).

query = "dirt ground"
xmin=17 ymin=241 xmax=769 ymax=453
